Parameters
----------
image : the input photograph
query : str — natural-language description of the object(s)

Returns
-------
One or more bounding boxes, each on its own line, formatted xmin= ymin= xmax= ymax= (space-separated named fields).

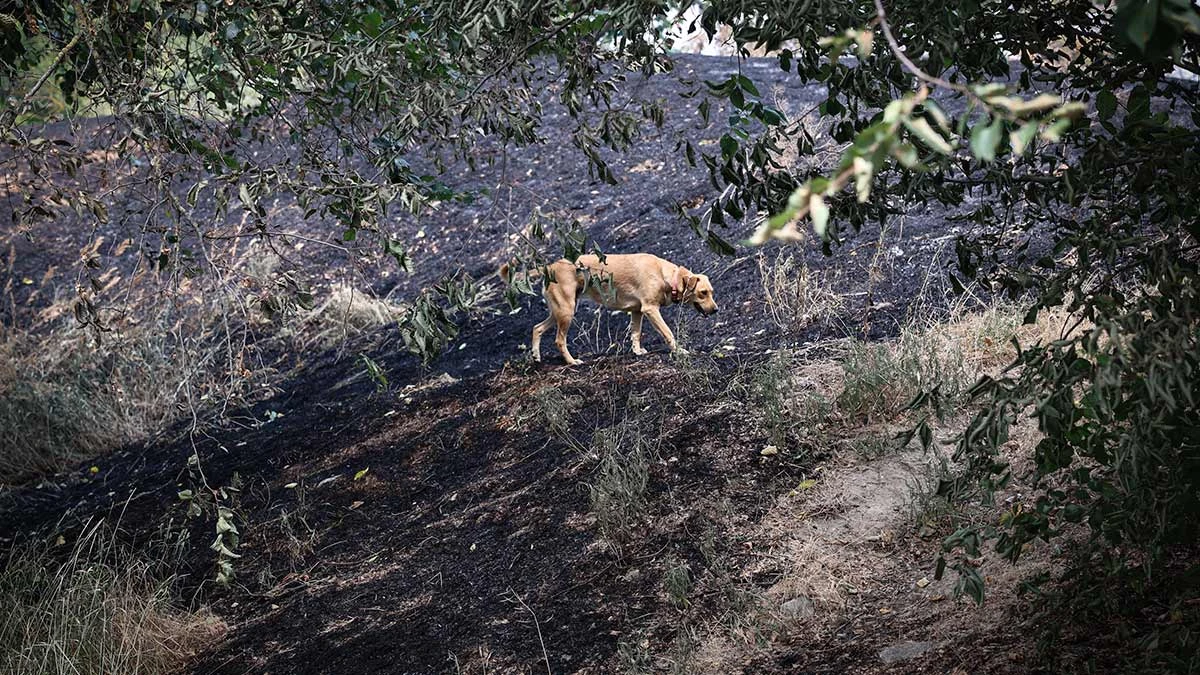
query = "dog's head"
xmin=680 ymin=270 xmax=719 ymax=316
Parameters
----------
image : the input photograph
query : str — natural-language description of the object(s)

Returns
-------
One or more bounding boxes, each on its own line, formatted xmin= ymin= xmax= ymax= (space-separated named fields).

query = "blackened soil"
xmin=3 ymin=53 xmax=974 ymax=364
xmin=2 ymin=53 xmax=995 ymax=674
xmin=3 ymin=350 xmax=813 ymax=674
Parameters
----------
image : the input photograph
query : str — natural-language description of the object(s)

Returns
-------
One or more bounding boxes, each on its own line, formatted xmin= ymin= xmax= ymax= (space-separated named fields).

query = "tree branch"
xmin=872 ymin=0 xmax=985 ymax=106
xmin=1 ymin=32 xmax=82 ymax=132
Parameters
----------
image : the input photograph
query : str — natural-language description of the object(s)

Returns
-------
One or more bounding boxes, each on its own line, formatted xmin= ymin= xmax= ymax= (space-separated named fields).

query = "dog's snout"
xmin=712 ymin=306 xmax=719 ymax=314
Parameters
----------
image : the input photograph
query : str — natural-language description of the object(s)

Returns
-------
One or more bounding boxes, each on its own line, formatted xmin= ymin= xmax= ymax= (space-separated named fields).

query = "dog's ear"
xmin=685 ymin=272 xmax=700 ymax=291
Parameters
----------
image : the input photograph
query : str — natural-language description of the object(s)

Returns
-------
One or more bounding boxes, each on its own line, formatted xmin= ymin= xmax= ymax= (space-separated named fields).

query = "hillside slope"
xmin=0 ymin=55 xmax=1063 ymax=674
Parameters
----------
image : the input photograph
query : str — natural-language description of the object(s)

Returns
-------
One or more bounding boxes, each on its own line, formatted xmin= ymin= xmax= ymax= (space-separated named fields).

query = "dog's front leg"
xmin=644 ymin=307 xmax=688 ymax=355
xmin=630 ymin=310 xmax=648 ymax=356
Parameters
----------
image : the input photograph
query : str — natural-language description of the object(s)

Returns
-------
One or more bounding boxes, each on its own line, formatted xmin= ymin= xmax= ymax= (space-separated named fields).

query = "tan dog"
xmin=499 ymin=253 xmax=719 ymax=365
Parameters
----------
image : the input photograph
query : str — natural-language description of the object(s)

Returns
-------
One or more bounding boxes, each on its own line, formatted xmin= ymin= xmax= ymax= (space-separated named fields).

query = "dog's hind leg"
xmin=554 ymin=306 xmax=582 ymax=366
xmin=531 ymin=313 xmax=554 ymax=362
xmin=543 ymin=267 xmax=583 ymax=366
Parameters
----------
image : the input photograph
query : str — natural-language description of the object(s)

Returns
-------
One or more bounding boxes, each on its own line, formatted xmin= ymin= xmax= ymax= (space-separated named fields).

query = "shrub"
xmin=0 ymin=315 xmax=244 ymax=484
xmin=758 ymin=252 xmax=844 ymax=335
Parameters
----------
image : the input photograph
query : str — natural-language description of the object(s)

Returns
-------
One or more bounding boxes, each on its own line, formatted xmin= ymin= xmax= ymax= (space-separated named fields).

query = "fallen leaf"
xmin=354 ymin=468 xmax=369 ymax=481
xmin=350 ymin=500 xmax=364 ymax=510
xmin=916 ymin=577 xmax=930 ymax=588
xmin=284 ymin=482 xmax=298 ymax=489
xmin=760 ymin=445 xmax=779 ymax=456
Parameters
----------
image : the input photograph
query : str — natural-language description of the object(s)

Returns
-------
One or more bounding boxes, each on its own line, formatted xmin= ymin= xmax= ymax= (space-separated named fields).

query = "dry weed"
xmin=0 ymin=300 xmax=259 ymax=484
xmin=286 ymin=283 xmax=406 ymax=350
xmin=758 ymin=252 xmax=844 ymax=335
xmin=0 ymin=522 xmax=225 ymax=675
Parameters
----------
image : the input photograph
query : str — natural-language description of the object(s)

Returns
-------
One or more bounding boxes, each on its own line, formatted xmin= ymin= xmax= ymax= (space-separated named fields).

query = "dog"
xmin=499 ymin=253 xmax=719 ymax=365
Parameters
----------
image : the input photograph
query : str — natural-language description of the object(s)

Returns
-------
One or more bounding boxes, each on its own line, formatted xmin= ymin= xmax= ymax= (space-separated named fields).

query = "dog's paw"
xmin=632 ymin=346 xmax=648 ymax=356
xmin=566 ymin=358 xmax=584 ymax=366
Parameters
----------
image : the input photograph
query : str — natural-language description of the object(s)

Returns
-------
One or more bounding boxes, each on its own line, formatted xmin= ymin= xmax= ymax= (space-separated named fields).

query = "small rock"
xmin=780 ymin=595 xmax=815 ymax=619
xmin=916 ymin=577 xmax=930 ymax=588
xmin=760 ymin=445 xmax=779 ymax=456
xmin=879 ymin=641 xmax=935 ymax=664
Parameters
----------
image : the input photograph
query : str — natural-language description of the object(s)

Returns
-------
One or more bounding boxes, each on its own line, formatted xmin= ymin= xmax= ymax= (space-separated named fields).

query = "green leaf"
xmin=1121 ymin=0 xmax=1160 ymax=50
xmin=1096 ymin=90 xmax=1118 ymax=121
xmin=972 ymin=83 xmax=1007 ymax=98
xmin=737 ymin=74 xmax=760 ymax=97
xmin=925 ymin=100 xmax=951 ymax=133
xmin=1040 ymin=118 xmax=1071 ymax=142
xmin=719 ymin=134 xmax=738 ymax=158
xmin=778 ymin=49 xmax=792 ymax=72
xmin=970 ymin=117 xmax=1003 ymax=162
xmin=955 ymin=565 xmax=986 ymax=605
xmin=1009 ymin=123 xmax=1038 ymax=155
xmin=853 ymin=157 xmax=874 ymax=202
xmin=854 ymin=30 xmax=874 ymax=58
xmin=903 ymin=117 xmax=953 ymax=155
xmin=997 ymin=93 xmax=1062 ymax=116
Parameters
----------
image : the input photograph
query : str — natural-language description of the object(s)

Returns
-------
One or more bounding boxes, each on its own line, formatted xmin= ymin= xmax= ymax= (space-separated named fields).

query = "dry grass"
xmin=0 ymin=522 xmax=225 ymax=675
xmin=588 ymin=418 xmax=655 ymax=549
xmin=0 ymin=299 xmax=259 ymax=484
xmin=836 ymin=301 xmax=1078 ymax=423
xmin=836 ymin=325 xmax=970 ymax=421
xmin=0 ymin=247 xmax=439 ymax=484
xmin=758 ymin=252 xmax=844 ymax=335
xmin=284 ymin=282 xmax=407 ymax=351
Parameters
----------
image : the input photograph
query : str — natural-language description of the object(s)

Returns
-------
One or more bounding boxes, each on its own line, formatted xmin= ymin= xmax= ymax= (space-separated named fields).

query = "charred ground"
xmin=1 ymin=55 xmax=1085 ymax=674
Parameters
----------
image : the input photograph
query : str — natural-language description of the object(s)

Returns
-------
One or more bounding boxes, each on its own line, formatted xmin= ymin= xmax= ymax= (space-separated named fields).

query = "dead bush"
xmin=0 ymin=296 xmax=260 ymax=485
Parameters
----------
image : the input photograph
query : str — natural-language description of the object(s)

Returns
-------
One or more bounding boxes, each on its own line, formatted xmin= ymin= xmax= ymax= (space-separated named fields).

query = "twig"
xmin=872 ymin=0 xmax=984 ymax=106
xmin=509 ymin=588 xmax=553 ymax=675
xmin=436 ymin=3 xmax=595 ymax=118
xmin=1 ymin=33 xmax=83 ymax=131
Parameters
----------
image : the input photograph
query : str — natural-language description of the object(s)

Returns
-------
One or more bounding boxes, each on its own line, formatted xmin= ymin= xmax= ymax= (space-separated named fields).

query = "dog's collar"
xmin=670 ymin=282 xmax=684 ymax=303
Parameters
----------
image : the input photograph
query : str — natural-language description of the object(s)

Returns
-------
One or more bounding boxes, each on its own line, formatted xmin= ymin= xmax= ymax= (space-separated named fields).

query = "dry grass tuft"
xmin=758 ymin=252 xmax=844 ymax=335
xmin=286 ymin=283 xmax=407 ymax=350
xmin=837 ymin=325 xmax=969 ymax=421
xmin=0 ymin=301 xmax=258 ymax=485
xmin=0 ymin=522 xmax=225 ymax=675
xmin=836 ymin=301 xmax=1080 ymax=423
